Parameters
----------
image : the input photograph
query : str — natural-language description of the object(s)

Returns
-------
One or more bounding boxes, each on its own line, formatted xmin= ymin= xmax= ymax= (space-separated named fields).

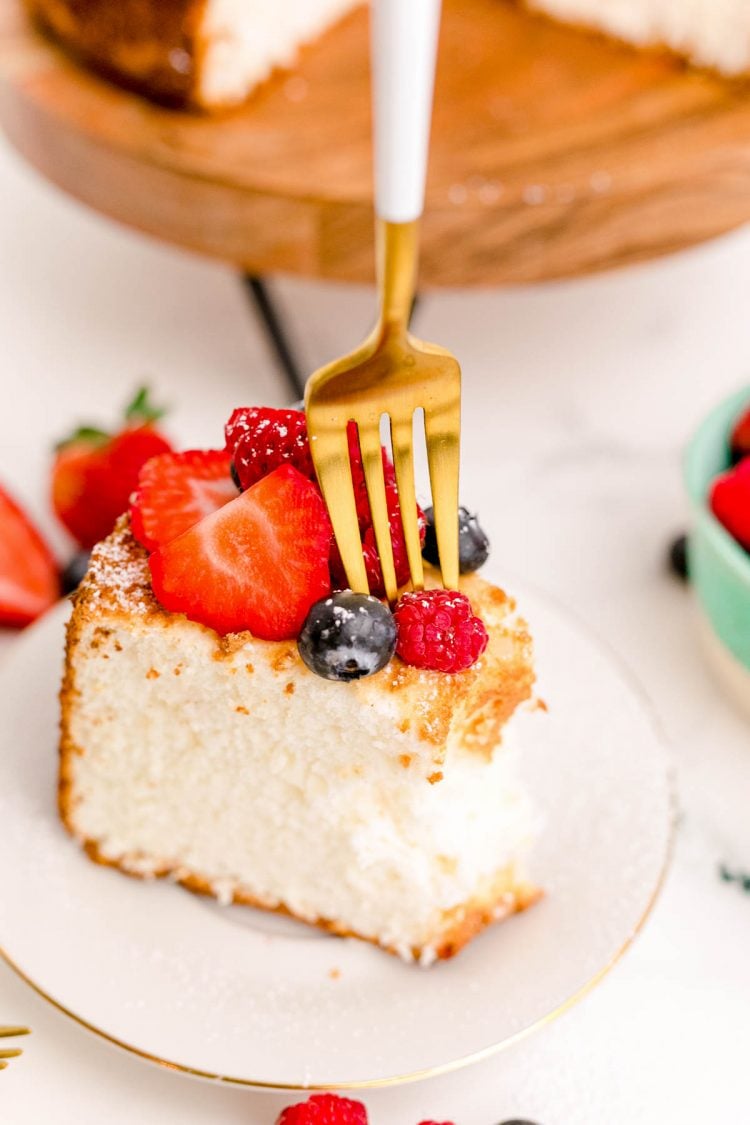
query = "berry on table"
xmin=394 ymin=589 xmax=489 ymax=673
xmin=667 ymin=533 xmax=689 ymax=581
xmin=730 ymin=404 xmax=750 ymax=465
xmin=417 ymin=1120 xmax=457 ymax=1124
xmin=130 ymin=449 xmax=238 ymax=551
xmin=149 ymin=465 xmax=332 ymax=640
xmin=298 ymin=591 xmax=397 ymax=681
xmin=275 ymin=1093 xmax=368 ymax=1124
xmin=0 ymin=485 xmax=59 ymax=627
xmin=422 ymin=506 xmax=490 ymax=574
xmin=60 ymin=551 xmax=91 ymax=595
xmin=52 ymin=386 xmax=172 ymax=549
xmin=710 ymin=460 xmax=750 ymax=551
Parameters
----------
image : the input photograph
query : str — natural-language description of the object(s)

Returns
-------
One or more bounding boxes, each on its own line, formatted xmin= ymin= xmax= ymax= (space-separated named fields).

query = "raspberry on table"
xmin=225 ymin=407 xmax=315 ymax=490
xmin=274 ymin=1093 xmax=369 ymax=1124
xmin=394 ymin=589 xmax=489 ymax=673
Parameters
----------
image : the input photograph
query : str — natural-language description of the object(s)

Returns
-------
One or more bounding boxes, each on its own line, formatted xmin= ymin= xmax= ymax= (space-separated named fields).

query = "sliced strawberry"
xmin=710 ymin=459 xmax=750 ymax=551
xmin=0 ymin=486 xmax=58 ymax=628
xmin=149 ymin=465 xmax=332 ymax=639
xmin=130 ymin=450 xmax=237 ymax=551
xmin=52 ymin=387 xmax=172 ymax=549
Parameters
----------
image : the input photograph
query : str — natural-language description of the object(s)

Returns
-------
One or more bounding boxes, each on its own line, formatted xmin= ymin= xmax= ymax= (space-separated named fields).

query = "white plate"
xmin=0 ymin=582 xmax=674 ymax=1090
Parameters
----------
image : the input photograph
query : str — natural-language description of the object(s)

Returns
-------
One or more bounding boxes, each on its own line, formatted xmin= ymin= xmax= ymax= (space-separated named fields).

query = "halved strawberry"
xmin=130 ymin=450 xmax=238 ymax=551
xmin=149 ymin=465 xmax=332 ymax=639
xmin=0 ymin=486 xmax=58 ymax=627
xmin=52 ymin=387 xmax=172 ymax=549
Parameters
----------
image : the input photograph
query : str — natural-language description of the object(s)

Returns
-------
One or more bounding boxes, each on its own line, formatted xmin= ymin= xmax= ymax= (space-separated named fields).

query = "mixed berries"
xmin=126 ymin=402 xmax=492 ymax=673
xmin=709 ymin=402 xmax=750 ymax=554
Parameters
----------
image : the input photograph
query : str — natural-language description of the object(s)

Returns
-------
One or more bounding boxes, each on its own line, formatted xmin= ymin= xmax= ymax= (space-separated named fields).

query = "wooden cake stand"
xmin=4 ymin=0 xmax=750 ymax=292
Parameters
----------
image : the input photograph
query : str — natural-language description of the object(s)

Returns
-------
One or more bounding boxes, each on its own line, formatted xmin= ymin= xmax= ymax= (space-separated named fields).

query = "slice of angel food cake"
xmin=60 ymin=405 xmax=543 ymax=964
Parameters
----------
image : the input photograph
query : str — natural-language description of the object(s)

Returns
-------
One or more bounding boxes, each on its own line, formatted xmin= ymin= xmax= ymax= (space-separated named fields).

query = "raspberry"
xmin=225 ymin=407 xmax=314 ymax=490
xmin=416 ymin=1120 xmax=457 ymax=1124
xmin=275 ymin=1093 xmax=368 ymax=1124
xmin=394 ymin=589 xmax=488 ymax=673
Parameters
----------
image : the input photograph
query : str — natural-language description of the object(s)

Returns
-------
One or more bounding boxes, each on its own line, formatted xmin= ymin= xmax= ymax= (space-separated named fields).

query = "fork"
xmin=305 ymin=0 xmax=461 ymax=604
xmin=0 ymin=1025 xmax=30 ymax=1071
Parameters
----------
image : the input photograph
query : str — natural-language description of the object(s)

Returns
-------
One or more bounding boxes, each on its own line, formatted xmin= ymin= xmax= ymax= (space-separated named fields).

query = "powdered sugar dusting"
xmin=79 ymin=517 xmax=154 ymax=615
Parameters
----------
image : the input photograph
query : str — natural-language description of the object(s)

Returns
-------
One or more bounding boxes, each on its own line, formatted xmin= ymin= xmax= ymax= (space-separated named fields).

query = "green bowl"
xmin=684 ymin=386 xmax=750 ymax=693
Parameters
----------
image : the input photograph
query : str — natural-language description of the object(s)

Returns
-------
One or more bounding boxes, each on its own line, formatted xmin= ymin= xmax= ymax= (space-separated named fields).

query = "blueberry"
xmin=422 ymin=506 xmax=490 ymax=573
xmin=60 ymin=551 xmax=91 ymax=595
xmin=298 ymin=592 xmax=396 ymax=681
xmin=668 ymin=533 xmax=689 ymax=581
xmin=230 ymin=459 xmax=243 ymax=491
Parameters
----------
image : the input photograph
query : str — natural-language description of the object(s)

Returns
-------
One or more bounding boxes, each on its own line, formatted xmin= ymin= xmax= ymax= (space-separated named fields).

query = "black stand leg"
xmin=242 ymin=275 xmax=422 ymax=405
xmin=242 ymin=275 xmax=306 ymax=403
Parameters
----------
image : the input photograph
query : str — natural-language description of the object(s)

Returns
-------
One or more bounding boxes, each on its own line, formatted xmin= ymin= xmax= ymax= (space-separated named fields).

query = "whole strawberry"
xmin=275 ymin=1092 xmax=368 ymax=1124
xmin=52 ymin=387 xmax=172 ymax=549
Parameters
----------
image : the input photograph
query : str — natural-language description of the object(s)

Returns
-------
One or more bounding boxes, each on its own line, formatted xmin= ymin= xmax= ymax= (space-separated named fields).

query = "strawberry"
xmin=730 ymin=404 xmax=750 ymax=465
xmin=0 ymin=486 xmax=58 ymax=627
xmin=130 ymin=450 xmax=237 ymax=551
xmin=710 ymin=459 xmax=750 ymax=551
xmin=52 ymin=387 xmax=172 ymax=549
xmin=149 ymin=465 xmax=332 ymax=639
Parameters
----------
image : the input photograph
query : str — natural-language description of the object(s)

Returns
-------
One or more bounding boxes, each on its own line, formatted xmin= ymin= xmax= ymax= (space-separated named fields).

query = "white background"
xmin=0 ymin=134 xmax=748 ymax=1123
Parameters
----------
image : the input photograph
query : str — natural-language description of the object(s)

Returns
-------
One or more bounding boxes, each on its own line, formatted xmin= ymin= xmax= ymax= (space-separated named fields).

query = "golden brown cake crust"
xmin=63 ymin=829 xmax=541 ymax=963
xmin=26 ymin=0 xmax=207 ymax=105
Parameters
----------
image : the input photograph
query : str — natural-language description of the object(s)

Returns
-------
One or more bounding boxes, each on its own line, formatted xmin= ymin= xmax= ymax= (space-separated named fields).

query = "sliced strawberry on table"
xmin=52 ymin=386 xmax=172 ymax=549
xmin=0 ymin=486 xmax=58 ymax=628
xmin=130 ymin=449 xmax=237 ymax=551
xmin=149 ymin=465 xmax=332 ymax=639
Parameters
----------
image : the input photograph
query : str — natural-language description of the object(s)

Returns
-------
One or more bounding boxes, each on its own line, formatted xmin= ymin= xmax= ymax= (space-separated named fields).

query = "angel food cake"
xmin=28 ymin=0 xmax=750 ymax=110
xmin=60 ymin=406 xmax=540 ymax=964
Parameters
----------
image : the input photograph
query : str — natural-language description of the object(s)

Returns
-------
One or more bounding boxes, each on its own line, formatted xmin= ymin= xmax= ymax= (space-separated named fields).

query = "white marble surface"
xmin=0 ymin=136 xmax=749 ymax=1124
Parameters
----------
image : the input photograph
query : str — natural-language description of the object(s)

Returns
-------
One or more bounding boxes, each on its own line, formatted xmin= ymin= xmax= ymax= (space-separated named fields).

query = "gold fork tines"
xmin=0 ymin=1026 xmax=30 ymax=1072
xmin=306 ymin=219 xmax=461 ymax=602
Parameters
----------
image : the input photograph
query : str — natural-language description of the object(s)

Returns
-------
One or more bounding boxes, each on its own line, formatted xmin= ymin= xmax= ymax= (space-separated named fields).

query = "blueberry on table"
xmin=60 ymin=551 xmax=91 ymax=595
xmin=667 ymin=533 xmax=689 ymax=581
xmin=298 ymin=592 xmax=396 ymax=681
xmin=422 ymin=506 xmax=490 ymax=573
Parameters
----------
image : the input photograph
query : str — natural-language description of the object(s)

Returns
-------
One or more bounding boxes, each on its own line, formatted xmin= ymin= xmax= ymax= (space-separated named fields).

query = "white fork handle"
xmin=370 ymin=0 xmax=442 ymax=224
